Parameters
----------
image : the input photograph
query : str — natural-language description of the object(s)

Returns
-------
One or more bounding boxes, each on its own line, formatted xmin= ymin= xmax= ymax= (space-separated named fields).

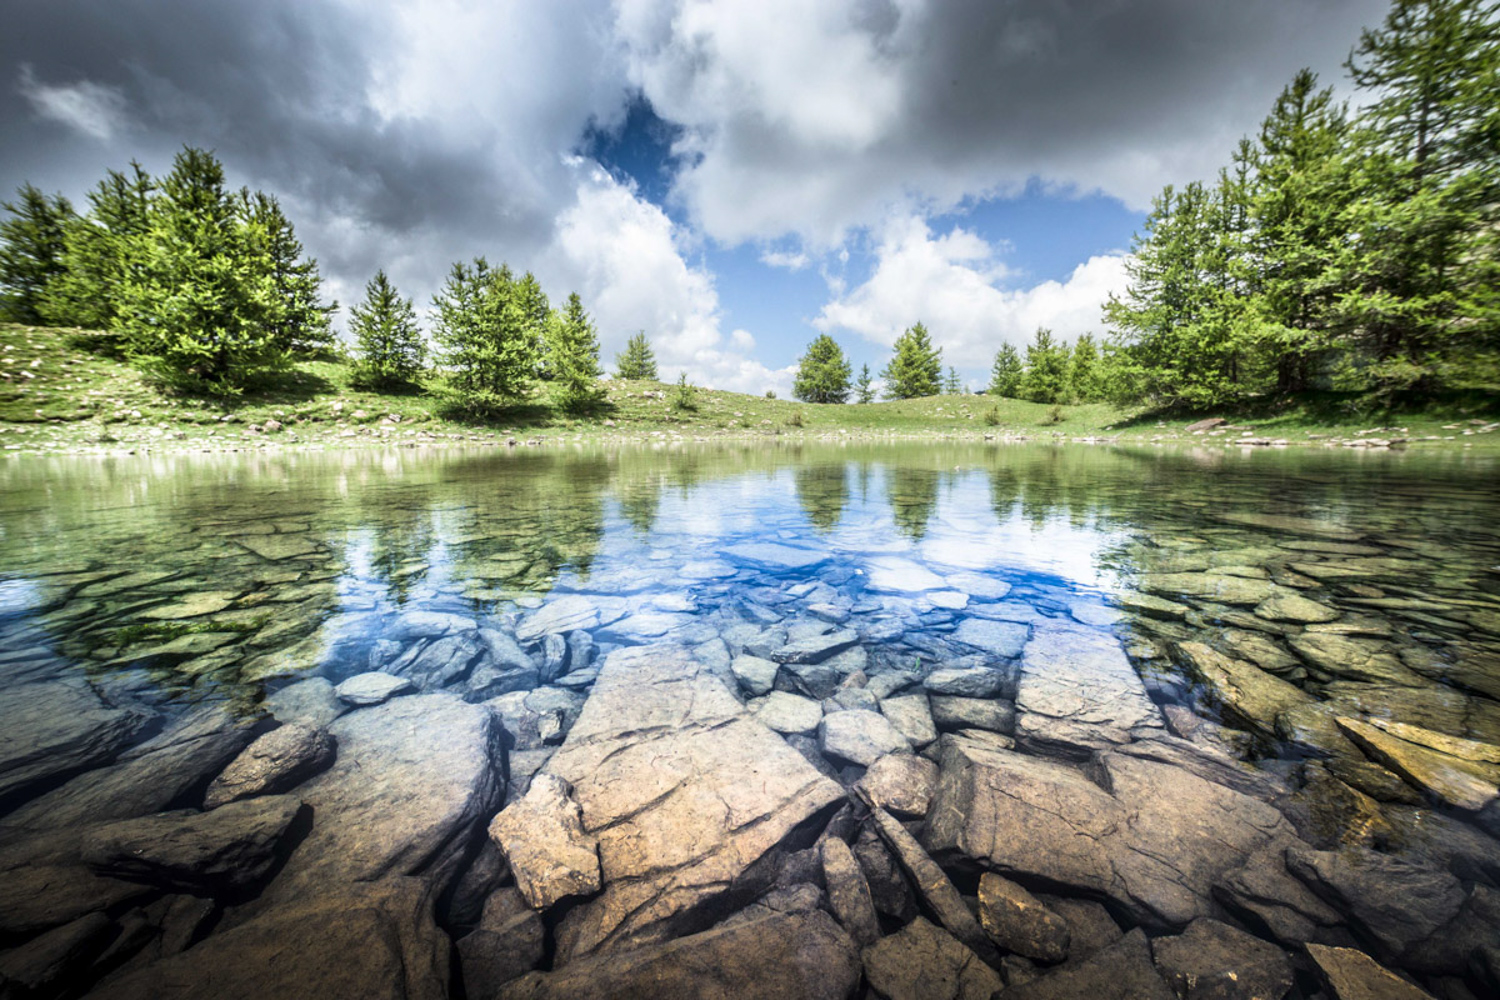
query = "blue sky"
xmin=1 ymin=0 xmax=1390 ymax=394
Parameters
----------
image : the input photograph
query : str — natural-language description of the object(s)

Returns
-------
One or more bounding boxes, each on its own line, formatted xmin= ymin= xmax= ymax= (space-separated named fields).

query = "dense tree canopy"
xmin=793 ymin=333 xmax=853 ymax=403
xmin=350 ymin=270 xmax=425 ymax=390
xmin=881 ymin=322 xmax=942 ymax=399
xmin=615 ymin=331 xmax=658 ymax=380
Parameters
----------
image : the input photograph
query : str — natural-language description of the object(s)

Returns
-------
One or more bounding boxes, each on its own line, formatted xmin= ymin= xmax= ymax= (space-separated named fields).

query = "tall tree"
xmin=514 ymin=271 xmax=552 ymax=378
xmin=615 ymin=331 xmax=658 ymax=380
xmin=548 ymin=291 xmax=604 ymax=412
xmin=793 ymin=333 xmax=853 ymax=403
xmin=433 ymin=257 xmax=534 ymax=407
xmin=881 ymin=322 xmax=942 ymax=399
xmin=0 ymin=184 xmax=74 ymax=323
xmin=854 ymin=363 xmax=875 ymax=404
xmin=1020 ymin=328 xmax=1071 ymax=403
xmin=119 ymin=147 xmax=283 ymax=391
xmin=988 ymin=343 xmax=1023 ymax=396
xmin=39 ymin=164 xmax=154 ymax=334
xmin=349 ymin=270 xmax=425 ymax=389
xmin=242 ymin=192 xmax=337 ymax=356
xmin=1069 ymin=333 xmax=1102 ymax=402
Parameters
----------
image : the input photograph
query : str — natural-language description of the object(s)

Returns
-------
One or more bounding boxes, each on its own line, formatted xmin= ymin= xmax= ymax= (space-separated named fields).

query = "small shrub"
xmin=983 ymin=405 xmax=1001 ymax=426
xmin=765 ymin=389 xmax=776 ymax=399
xmin=671 ymin=372 xmax=698 ymax=412
xmin=786 ymin=410 xmax=804 ymax=428
xmin=1041 ymin=404 xmax=1065 ymax=425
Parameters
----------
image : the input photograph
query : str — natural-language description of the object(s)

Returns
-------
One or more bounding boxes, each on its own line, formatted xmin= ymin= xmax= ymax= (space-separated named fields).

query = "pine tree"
xmin=243 ymin=192 xmax=336 ymax=356
xmin=1069 ymin=333 xmax=1102 ymax=401
xmin=549 ymin=292 xmax=604 ymax=412
xmin=433 ymin=257 xmax=535 ymax=408
xmin=880 ymin=322 xmax=942 ymax=399
xmin=119 ymin=147 xmax=283 ymax=391
xmin=1019 ymin=328 xmax=1071 ymax=403
xmin=793 ymin=333 xmax=853 ymax=403
xmin=854 ymin=363 xmax=875 ymax=404
xmin=514 ymin=271 xmax=552 ymax=378
xmin=988 ymin=343 xmax=1023 ymax=396
xmin=350 ymin=270 xmax=425 ymax=390
xmin=39 ymin=164 xmax=153 ymax=334
xmin=944 ymin=366 xmax=961 ymax=394
xmin=615 ymin=331 xmax=658 ymax=380
xmin=0 ymin=183 xmax=74 ymax=323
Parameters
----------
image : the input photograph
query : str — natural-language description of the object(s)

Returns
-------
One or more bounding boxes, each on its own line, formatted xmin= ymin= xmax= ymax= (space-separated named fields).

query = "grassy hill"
xmin=1 ymin=323 xmax=1496 ymax=456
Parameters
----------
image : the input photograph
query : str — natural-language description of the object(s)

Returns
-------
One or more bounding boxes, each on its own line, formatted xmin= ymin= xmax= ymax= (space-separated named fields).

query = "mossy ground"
xmin=2 ymin=323 xmax=1496 ymax=456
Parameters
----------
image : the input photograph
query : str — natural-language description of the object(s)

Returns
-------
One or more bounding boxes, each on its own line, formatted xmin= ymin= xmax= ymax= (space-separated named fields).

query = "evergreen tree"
xmin=243 ymin=192 xmax=336 ymax=356
xmin=1069 ymin=333 xmax=1102 ymax=401
xmin=615 ymin=331 xmax=658 ymax=380
xmin=513 ymin=271 xmax=552 ymax=378
xmin=793 ymin=333 xmax=853 ymax=403
xmin=854 ymin=363 xmax=875 ymax=404
xmin=880 ymin=322 xmax=942 ymax=399
xmin=988 ymin=343 xmax=1023 ymax=396
xmin=944 ymin=366 xmax=961 ymax=394
xmin=433 ymin=257 xmax=535 ymax=408
xmin=39 ymin=164 xmax=153 ymax=334
xmin=349 ymin=270 xmax=425 ymax=389
xmin=0 ymin=183 xmax=74 ymax=323
xmin=549 ymin=292 xmax=604 ymax=412
xmin=119 ymin=147 xmax=283 ymax=391
xmin=1019 ymin=328 xmax=1071 ymax=403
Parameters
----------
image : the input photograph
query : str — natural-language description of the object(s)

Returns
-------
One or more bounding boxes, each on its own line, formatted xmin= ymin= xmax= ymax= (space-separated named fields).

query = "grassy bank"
xmin=2 ymin=323 xmax=1497 ymax=457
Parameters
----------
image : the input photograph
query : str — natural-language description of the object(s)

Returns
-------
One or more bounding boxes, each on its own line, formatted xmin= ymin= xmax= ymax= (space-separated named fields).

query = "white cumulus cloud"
xmin=17 ymin=65 xmax=128 ymax=141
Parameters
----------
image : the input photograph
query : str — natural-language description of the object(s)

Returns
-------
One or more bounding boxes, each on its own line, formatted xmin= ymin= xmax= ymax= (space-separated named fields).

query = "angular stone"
xmin=1218 ymin=630 xmax=1302 ymax=675
xmin=263 ymin=677 xmax=344 ymax=728
xmin=544 ymin=646 xmax=845 ymax=958
xmin=1306 ymin=944 xmax=1435 ymax=1000
xmin=1256 ymin=592 xmax=1340 ymax=624
xmin=730 ymin=654 xmax=779 ymax=696
xmin=1003 ymin=929 xmax=1172 ymax=1000
xmin=952 ymin=618 xmax=1029 ymax=658
xmin=0 ymin=861 xmax=152 ymax=935
xmin=1214 ymin=849 xmax=1345 ymax=946
xmin=1152 ymin=917 xmax=1294 ymax=1000
xmin=256 ymin=694 xmax=501 ymax=907
xmin=861 ymin=916 xmax=1002 ymax=1000
xmin=820 ymin=709 xmax=910 ymax=766
xmin=94 ymin=878 xmax=449 ymax=1000
xmin=0 ymin=911 xmax=116 ymax=998
xmin=1017 ymin=622 xmax=1162 ymax=755
xmin=236 ymin=534 xmax=321 ymax=561
xmin=500 ymin=908 xmax=858 ymax=1000
xmin=722 ymin=542 xmax=831 ymax=571
xmin=771 ymin=627 xmax=859 ymax=665
xmin=821 ymin=836 xmax=879 ymax=947
xmin=856 ymin=754 xmax=938 ymax=818
xmin=516 ymin=595 xmax=619 ymax=641
xmin=1216 ymin=512 xmax=1361 ymax=539
xmin=1287 ymin=845 xmax=1465 ymax=955
xmin=977 ymin=871 xmax=1069 ymax=963
xmin=141 ymin=592 xmax=238 ymax=619
xmin=755 ymin=691 xmax=824 ymax=735
xmin=81 ymin=796 xmax=306 ymax=893
xmin=0 ymin=680 xmax=150 ymax=805
xmin=335 ymin=671 xmax=414 ymax=706
xmin=1336 ymin=717 xmax=1500 ymax=813
xmin=870 ymin=806 xmax=997 ymax=964
xmin=489 ymin=774 xmax=601 ymax=910
xmin=881 ymin=693 xmax=938 ymax=747
xmin=925 ymin=666 xmax=1007 ymax=698
xmin=864 ymin=556 xmax=947 ymax=592
xmin=779 ymin=659 xmax=847 ymax=700
xmin=204 ymin=724 xmax=334 ymax=808
xmin=1289 ymin=634 xmax=1424 ymax=686
xmin=930 ymin=696 xmax=1015 ymax=734
xmin=456 ymin=889 xmax=544 ymax=997
xmin=1117 ymin=591 xmax=1191 ymax=620
xmin=1140 ymin=573 xmax=1277 ymax=606
xmin=1176 ymin=641 xmax=1312 ymax=737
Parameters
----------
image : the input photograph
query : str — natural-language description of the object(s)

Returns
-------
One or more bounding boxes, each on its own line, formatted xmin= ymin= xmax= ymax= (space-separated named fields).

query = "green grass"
xmin=2 ymin=323 xmax=1497 ymax=455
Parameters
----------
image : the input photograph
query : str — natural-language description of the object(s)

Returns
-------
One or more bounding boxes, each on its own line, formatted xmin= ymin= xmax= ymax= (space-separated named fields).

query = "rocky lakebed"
xmin=0 ymin=442 xmax=1498 ymax=999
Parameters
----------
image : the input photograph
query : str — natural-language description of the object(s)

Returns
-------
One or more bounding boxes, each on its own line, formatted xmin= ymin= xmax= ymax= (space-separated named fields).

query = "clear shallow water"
xmin=1 ymin=442 xmax=1498 ymax=998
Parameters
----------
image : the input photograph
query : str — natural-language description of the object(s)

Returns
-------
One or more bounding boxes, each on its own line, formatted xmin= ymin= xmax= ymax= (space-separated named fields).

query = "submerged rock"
xmin=334 ymin=670 xmax=414 ymax=706
xmin=821 ymin=836 xmax=880 ymax=947
xmin=1017 ymin=622 xmax=1163 ymax=755
xmin=1289 ymin=633 xmax=1424 ymax=686
xmin=1255 ymin=591 xmax=1340 ymax=624
xmin=1306 ymin=943 xmax=1435 ymax=1000
xmin=0 ymin=911 xmax=116 ymax=999
xmin=204 ymin=724 xmax=334 ymax=808
xmin=1139 ymin=573 xmax=1278 ymax=606
xmin=870 ymin=806 xmax=997 ymax=964
xmin=952 ymin=618 xmax=1029 ymax=658
xmin=489 ymin=773 xmax=601 ymax=911
xmin=1336 ymin=716 xmax=1500 ymax=817
xmin=855 ymin=753 xmax=938 ymax=818
xmin=1286 ymin=844 xmax=1465 ymax=956
xmin=1151 ymin=917 xmax=1294 ymax=1000
xmin=1003 ymin=928 xmax=1172 ymax=1000
xmin=820 ymin=709 xmax=910 ymax=766
xmin=881 ymin=693 xmax=938 ymax=747
xmin=861 ymin=915 xmax=1003 ymax=1000
xmin=1175 ymin=641 xmax=1311 ymax=738
xmin=456 ymin=889 xmax=545 ymax=997
xmin=0 ymin=679 xmax=151 ymax=805
xmin=976 ymin=871 xmax=1070 ymax=963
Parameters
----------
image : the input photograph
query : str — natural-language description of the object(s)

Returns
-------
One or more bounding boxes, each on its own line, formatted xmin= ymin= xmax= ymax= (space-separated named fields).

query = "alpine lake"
xmin=1 ymin=440 xmax=1498 ymax=1000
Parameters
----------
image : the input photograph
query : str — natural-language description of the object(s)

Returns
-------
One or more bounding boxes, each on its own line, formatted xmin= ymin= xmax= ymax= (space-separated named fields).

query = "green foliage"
xmin=786 ymin=409 xmax=804 ymax=427
xmin=1020 ymin=328 xmax=1071 ymax=403
xmin=350 ymin=270 xmax=425 ymax=390
xmin=114 ymin=615 xmax=268 ymax=649
xmin=983 ymin=405 xmax=1001 ymax=426
xmin=671 ymin=371 xmax=698 ymax=411
xmin=39 ymin=164 xmax=153 ymax=335
xmin=0 ymin=183 xmax=74 ymax=323
xmin=1041 ymin=404 xmax=1065 ymax=425
xmin=988 ymin=344 xmax=1023 ymax=397
xmin=944 ymin=366 xmax=961 ymax=394
xmin=765 ymin=389 xmax=777 ymax=399
xmin=1068 ymin=333 xmax=1102 ymax=402
xmin=793 ymin=333 xmax=852 ymax=403
xmin=242 ymin=191 xmax=337 ymax=357
xmin=615 ymin=331 xmax=658 ymax=380
xmin=549 ymin=292 xmax=604 ymax=413
xmin=433 ymin=257 xmax=535 ymax=410
xmin=514 ymin=271 xmax=552 ymax=379
xmin=855 ymin=363 xmax=875 ymax=404
xmin=881 ymin=322 xmax=942 ymax=399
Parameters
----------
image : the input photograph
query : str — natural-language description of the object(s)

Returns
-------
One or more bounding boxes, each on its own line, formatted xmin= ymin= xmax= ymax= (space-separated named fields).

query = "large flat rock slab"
xmin=1016 ymin=622 xmax=1164 ymax=756
xmin=544 ymin=645 xmax=845 ymax=958
xmin=0 ymin=680 xmax=151 ymax=806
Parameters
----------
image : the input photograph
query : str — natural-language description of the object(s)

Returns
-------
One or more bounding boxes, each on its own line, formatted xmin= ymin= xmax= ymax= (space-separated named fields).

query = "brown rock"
xmin=1306 ymin=943 xmax=1435 ymax=1000
xmin=204 ymin=724 xmax=334 ymax=808
xmin=488 ymin=773 xmax=601 ymax=910
xmin=977 ymin=871 xmax=1069 ymax=963
xmin=855 ymin=753 xmax=938 ymax=818
xmin=1151 ymin=917 xmax=1294 ymax=1000
xmin=862 ymin=916 xmax=1002 ymax=1000
xmin=870 ymin=806 xmax=998 ymax=964
xmin=821 ymin=836 xmax=880 ymax=947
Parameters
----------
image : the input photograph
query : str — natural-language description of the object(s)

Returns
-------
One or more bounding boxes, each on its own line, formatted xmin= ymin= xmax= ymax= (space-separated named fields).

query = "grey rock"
xmin=263 ymin=677 xmax=344 ymax=728
xmin=1289 ymin=634 xmax=1424 ymax=687
xmin=779 ymin=659 xmax=848 ymax=700
xmin=854 ymin=826 xmax=917 ymax=922
xmin=486 ymin=688 xmax=584 ymax=750
xmin=771 ymin=627 xmax=860 ymax=665
xmin=388 ymin=610 xmax=474 ymax=639
xmin=1176 ymin=641 xmax=1313 ymax=739
xmin=0 ymin=860 xmax=151 ymax=935
xmin=925 ymin=666 xmax=1007 ymax=699
xmin=1286 ymin=845 xmax=1465 ymax=955
xmin=0 ymin=679 xmax=150 ymax=805
xmin=544 ymin=646 xmax=845 ymax=958
xmin=1152 ymin=917 xmax=1294 ymax=1000
xmin=952 ymin=618 xmax=1029 ymax=658
xmin=856 ymin=753 xmax=938 ymax=818
xmin=722 ymin=541 xmax=832 ymax=571
xmin=489 ymin=773 xmax=601 ymax=910
xmin=1214 ymin=848 xmax=1347 ymax=946
xmin=81 ymin=795 xmax=305 ymax=894
xmin=334 ymin=671 xmax=414 ymax=706
xmin=730 ymin=654 xmax=779 ymax=696
xmin=755 ymin=690 xmax=824 ymax=736
xmin=1004 ymin=928 xmax=1173 ymax=1000
xmin=500 ymin=908 xmax=858 ymax=1000
xmin=977 ymin=871 xmax=1070 ymax=963
xmin=0 ymin=911 xmax=116 ymax=998
xmin=821 ymin=836 xmax=879 ymax=947
xmin=539 ymin=632 xmax=569 ymax=682
xmin=870 ymin=806 xmax=998 ymax=964
xmin=516 ymin=595 xmax=620 ymax=642
xmin=1017 ymin=622 xmax=1162 ymax=755
xmin=204 ymin=724 xmax=334 ymax=808
xmin=457 ymin=888 xmax=545 ymax=997
xmin=882 ymin=693 xmax=938 ymax=747
xmin=861 ymin=916 xmax=1003 ymax=1000
xmin=1306 ymin=943 xmax=1436 ymax=1000
xmin=820 ymin=709 xmax=910 ymax=766
xmin=930 ymin=695 xmax=1015 ymax=734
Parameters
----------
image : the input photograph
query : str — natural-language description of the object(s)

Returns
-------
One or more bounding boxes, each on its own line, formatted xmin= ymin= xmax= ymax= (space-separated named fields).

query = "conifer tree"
xmin=549 ymin=292 xmax=604 ymax=412
xmin=854 ymin=363 xmax=875 ymax=404
xmin=944 ymin=366 xmax=961 ymax=394
xmin=40 ymin=164 xmax=153 ymax=333
xmin=1019 ymin=328 xmax=1071 ymax=403
xmin=1069 ymin=334 xmax=1101 ymax=402
xmin=615 ymin=331 xmax=658 ymax=380
xmin=433 ymin=257 xmax=534 ymax=408
xmin=0 ymin=184 xmax=74 ymax=323
xmin=243 ymin=192 xmax=336 ymax=356
xmin=793 ymin=333 xmax=852 ymax=403
xmin=880 ymin=322 xmax=942 ymax=399
xmin=988 ymin=343 xmax=1023 ymax=396
xmin=350 ymin=270 xmax=425 ymax=389
xmin=514 ymin=271 xmax=552 ymax=378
